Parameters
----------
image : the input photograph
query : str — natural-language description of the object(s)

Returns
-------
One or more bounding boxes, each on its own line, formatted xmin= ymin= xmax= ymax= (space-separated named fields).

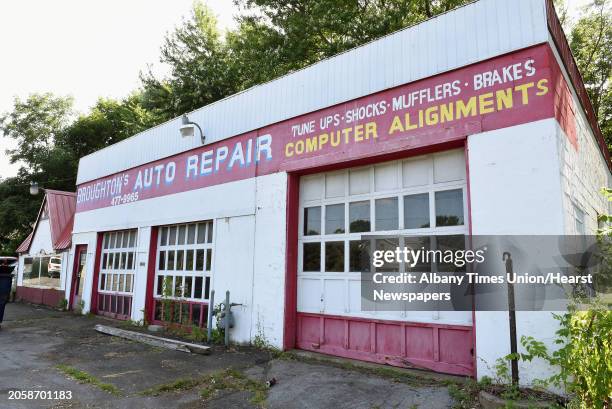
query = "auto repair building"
xmin=65 ymin=0 xmax=611 ymax=384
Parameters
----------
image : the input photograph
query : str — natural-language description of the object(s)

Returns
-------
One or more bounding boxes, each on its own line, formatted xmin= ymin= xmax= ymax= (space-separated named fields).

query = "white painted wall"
xmin=468 ymin=118 xmax=567 ymax=387
xmin=132 ymin=226 xmax=152 ymax=321
xmin=251 ymin=172 xmax=288 ymax=347
xmin=28 ymin=219 xmax=52 ymax=255
xmin=213 ymin=214 xmax=256 ymax=344
xmin=72 ymin=173 xmax=288 ymax=346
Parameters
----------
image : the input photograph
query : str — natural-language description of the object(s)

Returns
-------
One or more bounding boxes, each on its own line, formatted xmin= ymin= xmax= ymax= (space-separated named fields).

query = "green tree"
xmin=569 ymin=0 xmax=612 ymax=151
xmin=0 ymin=93 xmax=74 ymax=173
xmin=141 ymin=2 xmax=240 ymax=120
xmin=556 ymin=0 xmax=612 ymax=152
xmin=57 ymin=94 xmax=160 ymax=163
xmin=143 ymin=0 xmax=473 ymax=118
xmin=0 ymin=92 xmax=158 ymax=255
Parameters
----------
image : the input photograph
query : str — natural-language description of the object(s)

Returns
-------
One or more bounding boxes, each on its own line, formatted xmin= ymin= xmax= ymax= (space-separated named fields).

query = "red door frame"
xmin=282 ymin=139 xmax=477 ymax=377
xmin=69 ymin=244 xmax=88 ymax=310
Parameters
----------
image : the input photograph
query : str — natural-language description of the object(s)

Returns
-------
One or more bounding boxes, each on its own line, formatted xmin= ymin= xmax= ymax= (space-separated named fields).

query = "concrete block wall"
xmin=467 ymin=119 xmax=566 ymax=386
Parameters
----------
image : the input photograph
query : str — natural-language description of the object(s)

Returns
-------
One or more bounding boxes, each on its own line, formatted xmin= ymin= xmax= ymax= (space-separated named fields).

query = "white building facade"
xmin=66 ymin=0 xmax=611 ymax=383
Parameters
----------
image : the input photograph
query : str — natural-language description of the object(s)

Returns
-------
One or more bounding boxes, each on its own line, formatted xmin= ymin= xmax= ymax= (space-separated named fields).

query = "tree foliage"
xmin=569 ymin=0 xmax=612 ymax=151
xmin=0 ymin=94 xmax=155 ymax=255
xmin=556 ymin=0 xmax=612 ymax=151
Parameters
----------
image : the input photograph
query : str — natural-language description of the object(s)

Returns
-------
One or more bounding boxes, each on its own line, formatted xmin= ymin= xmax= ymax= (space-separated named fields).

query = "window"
xmin=375 ymin=197 xmax=398 ymax=231
xmin=573 ymin=204 xmax=585 ymax=235
xmin=325 ymin=204 xmax=345 ymax=234
xmin=298 ymin=152 xmax=467 ymax=276
xmin=98 ymin=229 xmax=138 ymax=318
xmin=155 ymin=221 xmax=214 ymax=302
xmin=304 ymin=207 xmax=321 ymax=235
xmin=349 ymin=201 xmax=370 ymax=233
xmin=22 ymin=255 xmax=61 ymax=289
xmin=404 ymin=193 xmax=430 ymax=229
xmin=435 ymin=189 xmax=464 ymax=227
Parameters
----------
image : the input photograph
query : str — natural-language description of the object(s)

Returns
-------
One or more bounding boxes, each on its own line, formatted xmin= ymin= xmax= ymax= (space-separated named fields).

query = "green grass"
xmin=199 ymin=369 xmax=268 ymax=407
xmin=56 ymin=364 xmax=121 ymax=396
xmin=140 ymin=377 xmax=202 ymax=396
xmin=139 ymin=368 xmax=268 ymax=407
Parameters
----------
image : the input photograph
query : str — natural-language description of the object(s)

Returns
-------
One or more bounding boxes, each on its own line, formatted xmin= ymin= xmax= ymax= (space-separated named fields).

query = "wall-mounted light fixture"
xmin=180 ymin=114 xmax=205 ymax=145
xmin=29 ymin=181 xmax=41 ymax=196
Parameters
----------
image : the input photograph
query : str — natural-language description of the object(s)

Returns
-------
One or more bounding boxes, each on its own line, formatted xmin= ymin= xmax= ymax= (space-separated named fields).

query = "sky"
xmin=0 ymin=0 xmax=592 ymax=178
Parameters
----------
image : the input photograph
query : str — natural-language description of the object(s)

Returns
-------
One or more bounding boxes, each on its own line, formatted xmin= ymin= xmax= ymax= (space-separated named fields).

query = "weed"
xmin=277 ymin=351 xmax=435 ymax=387
xmin=140 ymin=377 xmax=201 ymax=396
xmin=57 ymin=298 xmax=68 ymax=311
xmin=56 ymin=364 xmax=120 ymax=396
xmin=199 ymin=369 xmax=268 ymax=407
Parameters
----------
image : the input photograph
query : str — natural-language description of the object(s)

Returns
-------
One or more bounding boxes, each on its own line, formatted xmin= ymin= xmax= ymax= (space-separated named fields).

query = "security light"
xmin=180 ymin=114 xmax=205 ymax=144
xmin=29 ymin=181 xmax=40 ymax=196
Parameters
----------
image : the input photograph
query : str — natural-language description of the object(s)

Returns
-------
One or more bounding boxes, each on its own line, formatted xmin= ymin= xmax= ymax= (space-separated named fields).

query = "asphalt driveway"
xmin=0 ymin=302 xmax=458 ymax=409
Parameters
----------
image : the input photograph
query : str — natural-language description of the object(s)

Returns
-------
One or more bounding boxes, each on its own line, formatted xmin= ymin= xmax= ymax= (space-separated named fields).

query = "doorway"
xmin=70 ymin=245 xmax=88 ymax=310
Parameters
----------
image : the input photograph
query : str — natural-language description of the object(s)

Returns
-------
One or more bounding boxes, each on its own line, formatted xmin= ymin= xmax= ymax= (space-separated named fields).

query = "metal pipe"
xmin=504 ymin=252 xmax=519 ymax=386
xmin=207 ymin=290 xmax=215 ymax=342
xmin=224 ymin=290 xmax=230 ymax=347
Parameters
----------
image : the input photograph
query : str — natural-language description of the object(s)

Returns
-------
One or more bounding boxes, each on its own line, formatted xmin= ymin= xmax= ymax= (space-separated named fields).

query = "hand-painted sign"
xmin=76 ymin=44 xmax=568 ymax=212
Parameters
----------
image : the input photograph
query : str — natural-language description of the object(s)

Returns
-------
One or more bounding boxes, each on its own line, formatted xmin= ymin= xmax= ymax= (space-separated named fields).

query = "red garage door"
xmin=296 ymin=150 xmax=474 ymax=376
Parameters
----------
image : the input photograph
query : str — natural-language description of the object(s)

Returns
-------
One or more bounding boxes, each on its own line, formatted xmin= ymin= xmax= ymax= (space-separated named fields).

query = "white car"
xmin=48 ymin=256 xmax=62 ymax=278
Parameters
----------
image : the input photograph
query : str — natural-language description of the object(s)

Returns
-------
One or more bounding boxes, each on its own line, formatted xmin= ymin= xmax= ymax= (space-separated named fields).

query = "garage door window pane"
xmin=304 ymin=207 xmax=321 ymax=235
xmin=375 ymin=238 xmax=399 ymax=272
xmin=197 ymin=223 xmax=206 ymax=244
xmin=350 ymin=240 xmax=371 ymax=272
xmin=303 ymin=243 xmax=321 ymax=272
xmin=168 ymin=226 xmax=177 ymax=245
xmin=194 ymin=277 xmax=203 ymax=299
xmin=196 ymin=249 xmax=204 ymax=270
xmin=187 ymin=224 xmax=196 ymax=244
xmin=404 ymin=193 xmax=430 ymax=229
xmin=325 ymin=204 xmax=345 ymax=234
xmin=325 ymin=241 xmax=344 ymax=272
xmin=349 ymin=201 xmax=370 ymax=233
xmin=375 ymin=197 xmax=398 ymax=231
xmin=178 ymin=225 xmax=186 ymax=245
xmin=160 ymin=227 xmax=168 ymax=246
xmin=435 ymin=189 xmax=464 ymax=226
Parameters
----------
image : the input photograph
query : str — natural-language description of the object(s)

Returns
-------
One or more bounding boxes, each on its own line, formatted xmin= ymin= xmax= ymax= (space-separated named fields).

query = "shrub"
xmin=520 ymin=302 xmax=611 ymax=408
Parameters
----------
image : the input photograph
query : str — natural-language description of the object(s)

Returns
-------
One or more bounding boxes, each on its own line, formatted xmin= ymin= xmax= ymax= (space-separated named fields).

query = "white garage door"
xmin=297 ymin=149 xmax=471 ymax=326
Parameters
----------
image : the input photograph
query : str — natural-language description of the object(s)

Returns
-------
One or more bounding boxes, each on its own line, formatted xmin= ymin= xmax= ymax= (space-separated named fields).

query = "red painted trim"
xmin=296 ymin=312 xmax=473 ymax=376
xmin=297 ymin=311 xmax=472 ymax=331
xmin=69 ymin=244 xmax=87 ymax=310
xmin=89 ymin=232 xmax=103 ymax=314
xmin=16 ymin=286 xmax=65 ymax=308
xmin=151 ymin=298 xmax=209 ymax=327
xmin=545 ymin=0 xmax=611 ymax=170
xmin=283 ymin=173 xmax=300 ymax=350
xmin=145 ymin=227 xmax=159 ymax=323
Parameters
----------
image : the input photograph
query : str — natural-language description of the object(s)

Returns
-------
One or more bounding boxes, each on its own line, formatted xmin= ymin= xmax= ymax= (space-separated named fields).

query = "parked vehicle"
xmin=48 ymin=256 xmax=62 ymax=278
